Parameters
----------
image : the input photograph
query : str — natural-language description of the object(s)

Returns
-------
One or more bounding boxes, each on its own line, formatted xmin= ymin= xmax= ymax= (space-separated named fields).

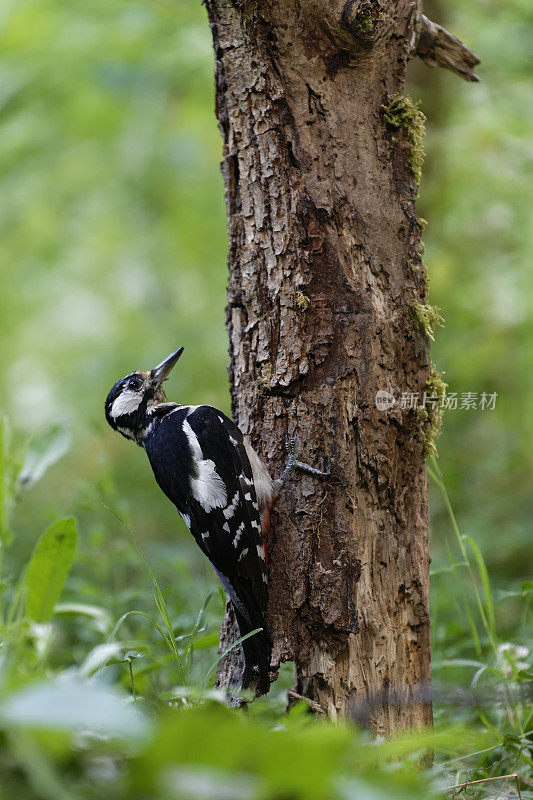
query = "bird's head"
xmin=105 ymin=347 xmax=184 ymax=443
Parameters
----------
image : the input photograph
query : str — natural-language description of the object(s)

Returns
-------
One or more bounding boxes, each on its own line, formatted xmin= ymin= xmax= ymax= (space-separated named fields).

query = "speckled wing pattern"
xmin=179 ymin=405 xmax=268 ymax=615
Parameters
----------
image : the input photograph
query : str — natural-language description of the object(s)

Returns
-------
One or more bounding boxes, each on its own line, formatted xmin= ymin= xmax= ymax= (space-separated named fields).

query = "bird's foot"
xmin=273 ymin=434 xmax=329 ymax=499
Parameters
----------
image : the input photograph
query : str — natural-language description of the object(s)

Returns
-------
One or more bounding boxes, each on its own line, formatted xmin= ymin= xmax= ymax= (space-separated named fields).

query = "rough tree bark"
xmin=205 ymin=0 xmax=478 ymax=732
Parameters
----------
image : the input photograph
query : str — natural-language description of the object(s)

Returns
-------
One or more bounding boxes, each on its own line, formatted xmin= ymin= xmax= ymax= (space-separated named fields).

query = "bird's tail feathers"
xmin=231 ymin=579 xmax=272 ymax=696
xmin=234 ymin=607 xmax=272 ymax=696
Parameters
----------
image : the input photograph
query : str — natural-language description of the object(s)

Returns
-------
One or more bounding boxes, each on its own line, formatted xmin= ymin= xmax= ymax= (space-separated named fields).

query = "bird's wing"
xmin=175 ymin=405 xmax=268 ymax=610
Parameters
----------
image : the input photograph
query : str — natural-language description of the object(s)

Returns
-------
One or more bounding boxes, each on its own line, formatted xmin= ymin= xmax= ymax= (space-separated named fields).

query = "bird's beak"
xmin=150 ymin=347 xmax=184 ymax=387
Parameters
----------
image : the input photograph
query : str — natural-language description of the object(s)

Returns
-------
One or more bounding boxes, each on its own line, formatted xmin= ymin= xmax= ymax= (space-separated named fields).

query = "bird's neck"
xmin=115 ymin=401 xmax=171 ymax=447
xmin=119 ymin=402 xmax=179 ymax=446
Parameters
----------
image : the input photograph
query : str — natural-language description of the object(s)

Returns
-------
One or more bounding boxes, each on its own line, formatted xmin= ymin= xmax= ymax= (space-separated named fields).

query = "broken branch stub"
xmin=416 ymin=14 xmax=481 ymax=82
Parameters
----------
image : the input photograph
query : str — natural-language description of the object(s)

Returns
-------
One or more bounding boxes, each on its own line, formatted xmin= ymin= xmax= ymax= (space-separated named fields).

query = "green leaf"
xmin=0 ymin=676 xmax=150 ymax=740
xmin=24 ymin=518 xmax=77 ymax=623
xmin=79 ymin=642 xmax=124 ymax=677
xmin=124 ymin=649 xmax=148 ymax=662
xmin=104 ymin=648 xmax=149 ymax=666
xmin=131 ymin=702 xmax=353 ymax=800
xmin=18 ymin=424 xmax=71 ymax=490
xmin=53 ymin=602 xmax=111 ymax=634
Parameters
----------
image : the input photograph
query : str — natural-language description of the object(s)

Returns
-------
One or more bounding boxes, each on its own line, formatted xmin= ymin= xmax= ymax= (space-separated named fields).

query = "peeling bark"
xmin=206 ymin=0 xmax=438 ymax=733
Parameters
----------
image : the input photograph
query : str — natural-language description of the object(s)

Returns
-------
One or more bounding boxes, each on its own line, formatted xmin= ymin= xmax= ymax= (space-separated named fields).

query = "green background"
xmin=0 ymin=0 xmax=531 ymax=795
xmin=1 ymin=0 xmax=530 ymax=607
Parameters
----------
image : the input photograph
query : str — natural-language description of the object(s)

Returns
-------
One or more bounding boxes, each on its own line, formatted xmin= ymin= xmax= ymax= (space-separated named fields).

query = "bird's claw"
xmin=282 ymin=433 xmax=329 ymax=482
xmin=284 ymin=433 xmax=298 ymax=471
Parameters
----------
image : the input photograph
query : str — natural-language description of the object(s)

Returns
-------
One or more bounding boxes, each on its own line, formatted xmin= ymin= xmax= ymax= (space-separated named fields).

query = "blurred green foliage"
xmin=0 ymin=0 xmax=531 ymax=796
xmin=405 ymin=3 xmax=533 ymax=717
xmin=412 ymin=0 xmax=533 ymax=578
xmin=0 ymin=0 xmax=228 ymax=578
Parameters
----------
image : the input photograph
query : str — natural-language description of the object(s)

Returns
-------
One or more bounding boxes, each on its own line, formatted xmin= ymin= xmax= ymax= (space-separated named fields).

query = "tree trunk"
xmin=206 ymin=0 xmax=436 ymax=734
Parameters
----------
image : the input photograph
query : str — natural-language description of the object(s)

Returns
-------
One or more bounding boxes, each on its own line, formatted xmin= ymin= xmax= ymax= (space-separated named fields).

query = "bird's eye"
xmin=128 ymin=377 xmax=142 ymax=391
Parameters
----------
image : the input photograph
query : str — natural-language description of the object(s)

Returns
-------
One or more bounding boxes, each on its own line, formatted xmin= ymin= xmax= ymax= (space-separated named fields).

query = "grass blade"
xmin=99 ymin=501 xmax=186 ymax=684
xmin=202 ymin=627 xmax=262 ymax=689
xmin=464 ymin=534 xmax=497 ymax=640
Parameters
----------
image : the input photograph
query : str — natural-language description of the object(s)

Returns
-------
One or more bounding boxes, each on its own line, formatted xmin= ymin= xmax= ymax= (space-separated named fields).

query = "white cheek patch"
xmin=183 ymin=419 xmax=228 ymax=513
xmin=111 ymin=389 xmax=143 ymax=418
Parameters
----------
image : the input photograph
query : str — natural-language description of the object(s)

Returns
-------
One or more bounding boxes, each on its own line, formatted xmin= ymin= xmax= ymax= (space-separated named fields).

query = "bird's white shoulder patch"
xmin=182 ymin=418 xmax=204 ymax=461
xmin=111 ymin=389 xmax=143 ymax=418
xmin=183 ymin=419 xmax=227 ymax=512
xmin=192 ymin=461 xmax=227 ymax=513
xmin=243 ymin=438 xmax=273 ymax=510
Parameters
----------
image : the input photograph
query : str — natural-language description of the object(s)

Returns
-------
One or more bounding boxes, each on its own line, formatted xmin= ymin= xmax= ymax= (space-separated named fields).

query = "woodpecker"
xmin=104 ymin=347 xmax=327 ymax=695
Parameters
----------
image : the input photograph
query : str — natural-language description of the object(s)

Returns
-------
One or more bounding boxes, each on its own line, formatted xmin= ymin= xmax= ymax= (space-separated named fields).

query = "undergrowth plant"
xmin=0 ymin=418 xmax=76 ymax=680
xmin=429 ymin=457 xmax=533 ymax=796
xmin=0 ymin=413 xmax=530 ymax=799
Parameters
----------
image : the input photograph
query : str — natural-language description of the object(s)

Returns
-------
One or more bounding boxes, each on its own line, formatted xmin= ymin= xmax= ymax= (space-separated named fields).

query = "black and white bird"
xmin=104 ymin=347 xmax=327 ymax=694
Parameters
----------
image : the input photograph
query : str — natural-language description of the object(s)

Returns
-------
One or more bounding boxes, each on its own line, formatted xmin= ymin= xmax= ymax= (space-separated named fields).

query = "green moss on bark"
xmin=412 ymin=302 xmax=444 ymax=341
xmin=385 ymin=95 xmax=426 ymax=185
xmin=419 ymin=365 xmax=447 ymax=458
xmin=296 ymin=291 xmax=310 ymax=311
xmin=355 ymin=9 xmax=374 ymax=32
